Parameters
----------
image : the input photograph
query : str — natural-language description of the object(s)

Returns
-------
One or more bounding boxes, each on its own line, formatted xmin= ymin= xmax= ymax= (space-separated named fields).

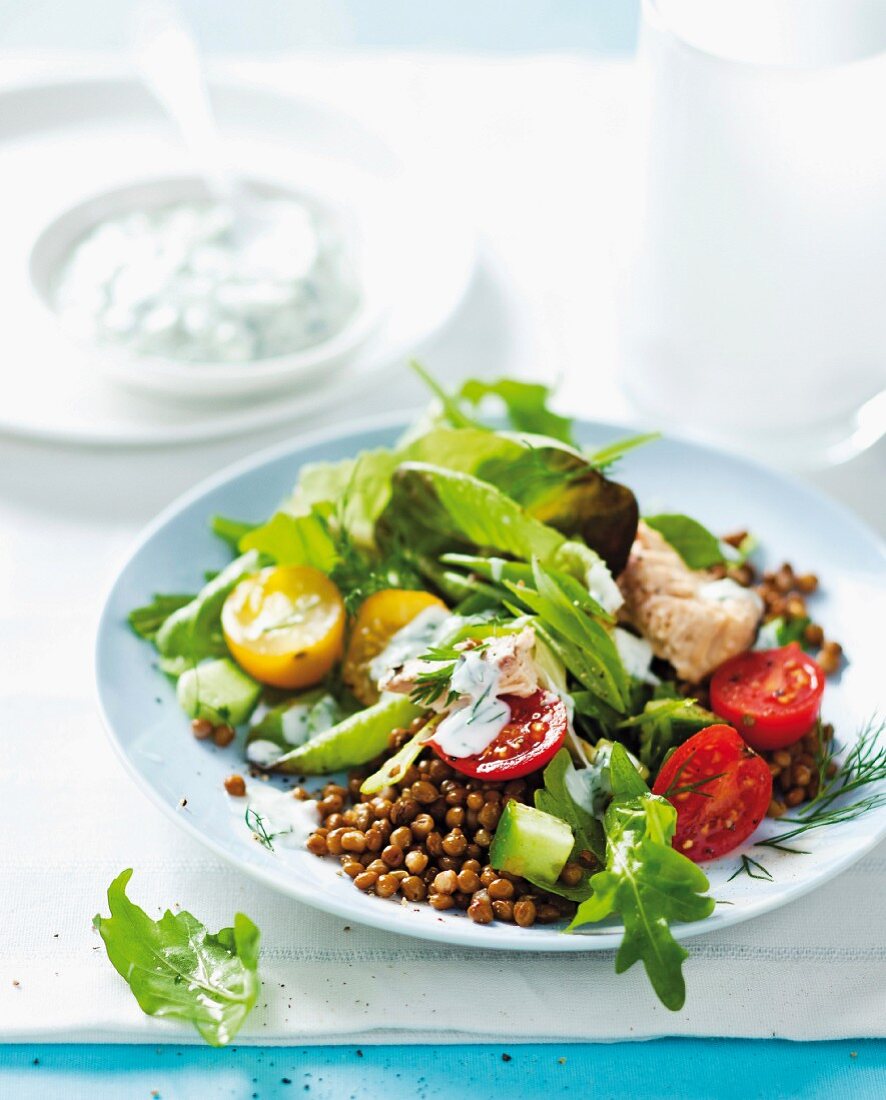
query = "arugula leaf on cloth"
xmin=533 ymin=749 xmax=605 ymax=900
xmin=155 ymin=550 xmax=267 ymax=673
xmin=93 ymin=869 xmax=260 ymax=1047
xmin=643 ymin=513 xmax=725 ymax=570
xmin=128 ymin=594 xmax=195 ymax=641
xmin=619 ymin=688 xmax=718 ymax=773
xmin=239 ymin=511 xmax=338 ymax=572
xmin=567 ymin=744 xmax=714 ymax=1011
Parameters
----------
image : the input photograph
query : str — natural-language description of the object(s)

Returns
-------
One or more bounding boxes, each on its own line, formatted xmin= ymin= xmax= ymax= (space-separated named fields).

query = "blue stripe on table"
xmin=1 ymin=1040 xmax=884 ymax=1098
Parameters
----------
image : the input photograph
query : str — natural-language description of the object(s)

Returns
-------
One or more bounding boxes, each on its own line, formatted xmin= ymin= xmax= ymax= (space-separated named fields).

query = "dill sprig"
xmin=758 ymin=714 xmax=886 ymax=851
xmin=407 ymin=642 xmax=489 ymax=708
xmin=245 ymin=807 xmax=282 ymax=851
xmin=727 ymin=853 xmax=773 ymax=882
xmin=661 ymin=755 xmax=727 ymax=800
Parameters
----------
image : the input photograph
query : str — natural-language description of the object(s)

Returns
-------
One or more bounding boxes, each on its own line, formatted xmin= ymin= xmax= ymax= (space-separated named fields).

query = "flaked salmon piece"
xmin=618 ymin=522 xmax=762 ymax=683
xmin=380 ymin=626 xmax=539 ymax=704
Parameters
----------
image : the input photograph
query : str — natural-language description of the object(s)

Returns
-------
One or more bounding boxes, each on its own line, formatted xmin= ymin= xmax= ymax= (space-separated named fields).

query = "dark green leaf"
xmin=644 ymin=514 xmax=725 ymax=570
xmin=93 ymin=870 xmax=260 ymax=1047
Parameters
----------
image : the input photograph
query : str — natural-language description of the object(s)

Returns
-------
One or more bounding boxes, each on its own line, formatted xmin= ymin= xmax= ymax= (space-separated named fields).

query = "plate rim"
xmin=95 ymin=409 xmax=886 ymax=951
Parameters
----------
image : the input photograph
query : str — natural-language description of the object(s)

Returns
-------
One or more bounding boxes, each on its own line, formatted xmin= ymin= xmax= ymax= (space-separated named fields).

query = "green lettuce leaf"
xmin=93 ymin=869 xmax=260 ymax=1047
xmin=239 ymin=512 xmax=338 ymax=572
xmin=533 ymin=749 xmax=605 ymax=900
xmin=568 ymin=744 xmax=714 ymax=1011
xmin=587 ymin=432 xmax=661 ymax=473
xmin=379 ymin=462 xmax=566 ymax=564
xmin=457 ymin=377 xmax=575 ymax=444
xmin=155 ymin=550 xmax=266 ymax=670
xmin=644 ymin=514 xmax=725 ymax=570
xmin=128 ymin=594 xmax=195 ymax=641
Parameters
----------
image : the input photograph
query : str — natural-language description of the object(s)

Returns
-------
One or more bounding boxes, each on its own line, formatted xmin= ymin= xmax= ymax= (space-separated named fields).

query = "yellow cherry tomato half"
xmin=222 ymin=565 xmax=346 ymax=690
xmin=343 ymin=589 xmax=448 ymax=706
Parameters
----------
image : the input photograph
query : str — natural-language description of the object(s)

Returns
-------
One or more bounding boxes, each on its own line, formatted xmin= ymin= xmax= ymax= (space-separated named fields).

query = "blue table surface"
xmin=1 ymin=1041 xmax=884 ymax=1099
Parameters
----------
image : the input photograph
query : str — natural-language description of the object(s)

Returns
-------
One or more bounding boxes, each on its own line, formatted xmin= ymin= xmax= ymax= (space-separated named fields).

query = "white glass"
xmin=620 ymin=0 xmax=886 ymax=469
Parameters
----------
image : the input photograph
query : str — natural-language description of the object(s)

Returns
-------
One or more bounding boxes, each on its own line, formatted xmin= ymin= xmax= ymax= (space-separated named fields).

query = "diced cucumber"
xmin=489 ymin=801 xmax=574 ymax=886
xmin=271 ymin=694 xmax=423 ymax=775
xmin=177 ymin=658 xmax=261 ymax=727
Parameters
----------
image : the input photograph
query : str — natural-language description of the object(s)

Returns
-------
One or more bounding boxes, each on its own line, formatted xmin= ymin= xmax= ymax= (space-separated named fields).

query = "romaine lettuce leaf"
xmin=93 ymin=869 xmax=260 ymax=1047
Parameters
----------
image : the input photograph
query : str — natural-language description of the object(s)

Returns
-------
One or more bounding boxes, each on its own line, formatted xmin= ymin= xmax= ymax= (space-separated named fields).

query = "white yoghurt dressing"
xmin=613 ymin=627 xmax=660 ymax=685
xmin=52 ymin=196 xmax=359 ymax=363
xmin=585 ymin=556 xmax=624 ymax=614
xmin=232 ymin=782 xmax=320 ymax=851
xmin=433 ymin=651 xmax=512 ymax=759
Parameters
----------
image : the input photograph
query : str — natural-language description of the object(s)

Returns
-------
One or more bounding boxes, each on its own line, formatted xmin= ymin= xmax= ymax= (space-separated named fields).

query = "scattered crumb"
xmin=502 ymin=1053 xmax=512 ymax=1062
xmin=558 ymin=1057 xmax=566 ymax=1065
xmin=850 ymin=1052 xmax=858 ymax=1059
xmin=177 ymin=798 xmax=188 ymax=809
xmin=12 ymin=980 xmax=20 ymax=988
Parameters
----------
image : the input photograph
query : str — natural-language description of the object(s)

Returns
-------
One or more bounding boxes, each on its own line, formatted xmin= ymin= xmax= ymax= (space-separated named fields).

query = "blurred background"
xmin=0 ymin=1 xmax=639 ymax=54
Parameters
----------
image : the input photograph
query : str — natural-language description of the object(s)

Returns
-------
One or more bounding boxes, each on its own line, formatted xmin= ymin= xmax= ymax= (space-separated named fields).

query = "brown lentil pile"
xmin=303 ymin=721 xmax=583 ymax=927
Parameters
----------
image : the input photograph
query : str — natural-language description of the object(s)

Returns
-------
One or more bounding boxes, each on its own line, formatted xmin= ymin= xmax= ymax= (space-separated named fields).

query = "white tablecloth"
xmin=1 ymin=52 xmax=884 ymax=1045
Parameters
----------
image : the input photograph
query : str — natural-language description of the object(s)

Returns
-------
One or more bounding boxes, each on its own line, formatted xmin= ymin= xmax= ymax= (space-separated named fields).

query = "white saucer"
xmin=0 ymin=73 xmax=475 ymax=445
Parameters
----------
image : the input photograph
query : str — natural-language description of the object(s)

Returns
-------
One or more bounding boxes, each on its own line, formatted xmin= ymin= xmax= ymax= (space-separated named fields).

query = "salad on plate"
xmin=127 ymin=365 xmax=883 ymax=1012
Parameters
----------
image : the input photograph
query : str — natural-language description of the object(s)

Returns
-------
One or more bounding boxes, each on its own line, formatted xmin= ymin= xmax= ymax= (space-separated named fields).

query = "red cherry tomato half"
xmin=429 ymin=689 xmax=568 ymax=781
xmin=652 ymin=724 xmax=772 ymax=862
xmin=710 ymin=643 xmax=825 ymax=752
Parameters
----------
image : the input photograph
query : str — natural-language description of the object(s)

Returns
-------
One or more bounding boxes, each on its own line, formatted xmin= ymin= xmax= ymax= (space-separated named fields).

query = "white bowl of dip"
xmin=30 ymin=176 xmax=389 ymax=400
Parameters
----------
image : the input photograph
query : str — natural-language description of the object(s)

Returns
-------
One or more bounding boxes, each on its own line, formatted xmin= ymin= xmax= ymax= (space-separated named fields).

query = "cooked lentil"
xmin=305 ymin=727 xmax=576 ymax=927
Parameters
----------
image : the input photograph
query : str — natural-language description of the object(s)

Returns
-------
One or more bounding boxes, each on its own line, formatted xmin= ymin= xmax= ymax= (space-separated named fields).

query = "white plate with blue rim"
xmin=95 ymin=412 xmax=886 ymax=951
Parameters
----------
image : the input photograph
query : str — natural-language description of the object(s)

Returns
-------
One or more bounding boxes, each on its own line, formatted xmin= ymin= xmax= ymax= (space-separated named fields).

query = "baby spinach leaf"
xmin=93 ymin=869 xmax=260 ymax=1047
xmin=644 ymin=514 xmax=725 ymax=570
xmin=568 ymin=744 xmax=714 ymax=1011
xmin=128 ymin=594 xmax=195 ymax=641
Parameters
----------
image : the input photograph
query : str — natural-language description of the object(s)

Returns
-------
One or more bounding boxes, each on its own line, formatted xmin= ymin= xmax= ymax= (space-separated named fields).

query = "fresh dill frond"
xmin=245 ymin=807 xmax=281 ymax=851
xmin=410 ymin=664 xmax=458 ymax=707
xmin=757 ymin=714 xmax=886 ymax=850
